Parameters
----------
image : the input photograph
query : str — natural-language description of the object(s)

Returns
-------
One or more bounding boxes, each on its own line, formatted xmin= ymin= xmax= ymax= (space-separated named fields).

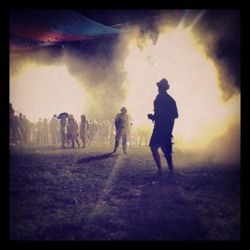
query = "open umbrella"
xmin=57 ymin=112 xmax=69 ymax=119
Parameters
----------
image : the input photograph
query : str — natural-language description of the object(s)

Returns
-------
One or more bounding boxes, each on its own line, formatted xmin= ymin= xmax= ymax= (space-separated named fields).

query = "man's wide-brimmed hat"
xmin=156 ymin=78 xmax=169 ymax=90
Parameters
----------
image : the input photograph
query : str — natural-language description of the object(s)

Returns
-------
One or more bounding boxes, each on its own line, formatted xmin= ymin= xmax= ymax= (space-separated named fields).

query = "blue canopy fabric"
xmin=10 ymin=10 xmax=124 ymax=52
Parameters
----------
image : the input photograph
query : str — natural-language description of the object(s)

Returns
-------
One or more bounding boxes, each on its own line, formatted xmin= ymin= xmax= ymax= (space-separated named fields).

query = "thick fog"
xmin=10 ymin=10 xmax=240 ymax=165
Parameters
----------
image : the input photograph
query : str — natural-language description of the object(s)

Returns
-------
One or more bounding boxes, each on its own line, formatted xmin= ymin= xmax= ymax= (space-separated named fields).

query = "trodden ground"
xmin=9 ymin=145 xmax=240 ymax=240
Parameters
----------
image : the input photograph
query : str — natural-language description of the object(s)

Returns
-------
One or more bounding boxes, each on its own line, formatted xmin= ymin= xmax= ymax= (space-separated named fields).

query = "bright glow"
xmin=123 ymin=26 xmax=240 ymax=149
xmin=10 ymin=64 xmax=87 ymax=122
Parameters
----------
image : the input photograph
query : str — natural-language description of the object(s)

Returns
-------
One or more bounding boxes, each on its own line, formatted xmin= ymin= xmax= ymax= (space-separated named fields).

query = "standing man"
xmin=10 ymin=103 xmax=15 ymax=144
xmin=42 ymin=118 xmax=49 ymax=145
xmin=59 ymin=115 xmax=68 ymax=149
xmin=36 ymin=118 xmax=43 ymax=145
xmin=67 ymin=114 xmax=80 ymax=149
xmin=113 ymin=107 xmax=130 ymax=154
xmin=148 ymin=78 xmax=178 ymax=177
xmin=80 ymin=114 xmax=89 ymax=148
xmin=49 ymin=115 xmax=60 ymax=145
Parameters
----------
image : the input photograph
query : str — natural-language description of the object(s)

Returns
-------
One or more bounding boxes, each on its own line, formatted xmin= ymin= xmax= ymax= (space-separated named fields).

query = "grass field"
xmin=9 ymin=145 xmax=240 ymax=240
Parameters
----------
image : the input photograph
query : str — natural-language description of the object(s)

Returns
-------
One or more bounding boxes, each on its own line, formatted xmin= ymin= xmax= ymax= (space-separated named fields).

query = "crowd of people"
xmin=9 ymin=104 xmax=150 ymax=149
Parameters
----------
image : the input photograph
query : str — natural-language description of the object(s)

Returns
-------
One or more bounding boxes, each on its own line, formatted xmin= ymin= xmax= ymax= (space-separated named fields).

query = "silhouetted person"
xmin=13 ymin=115 xmax=22 ymax=145
xmin=109 ymin=119 xmax=115 ymax=145
xmin=49 ymin=115 xmax=60 ymax=145
xmin=80 ymin=114 xmax=89 ymax=148
xmin=113 ymin=107 xmax=130 ymax=154
xmin=102 ymin=120 xmax=110 ymax=144
xmin=18 ymin=113 xmax=25 ymax=145
xmin=10 ymin=103 xmax=15 ymax=144
xmin=23 ymin=115 xmax=31 ymax=144
xmin=36 ymin=118 xmax=43 ymax=145
xmin=148 ymin=78 xmax=178 ymax=177
xmin=88 ymin=119 xmax=99 ymax=145
xmin=42 ymin=118 xmax=49 ymax=145
xmin=137 ymin=127 xmax=150 ymax=147
xmin=60 ymin=116 xmax=68 ymax=149
xmin=67 ymin=114 xmax=80 ymax=149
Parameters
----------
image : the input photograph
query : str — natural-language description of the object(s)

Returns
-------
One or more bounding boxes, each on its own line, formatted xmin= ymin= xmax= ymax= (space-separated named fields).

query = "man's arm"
xmin=114 ymin=114 xmax=120 ymax=129
xmin=174 ymin=101 xmax=179 ymax=119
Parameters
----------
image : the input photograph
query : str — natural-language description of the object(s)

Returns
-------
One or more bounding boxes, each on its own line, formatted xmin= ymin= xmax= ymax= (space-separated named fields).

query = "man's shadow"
xmin=77 ymin=152 xmax=118 ymax=164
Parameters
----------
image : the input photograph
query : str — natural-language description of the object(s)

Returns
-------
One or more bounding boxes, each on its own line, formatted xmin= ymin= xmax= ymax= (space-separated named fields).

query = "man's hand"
xmin=147 ymin=114 xmax=155 ymax=120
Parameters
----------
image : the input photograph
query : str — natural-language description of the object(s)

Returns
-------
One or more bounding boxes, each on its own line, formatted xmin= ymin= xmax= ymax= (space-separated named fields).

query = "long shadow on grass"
xmin=77 ymin=153 xmax=118 ymax=164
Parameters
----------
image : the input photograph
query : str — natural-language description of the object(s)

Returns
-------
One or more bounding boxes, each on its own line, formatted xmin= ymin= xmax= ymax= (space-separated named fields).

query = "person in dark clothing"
xmin=148 ymin=78 xmax=178 ymax=177
xmin=9 ymin=103 xmax=16 ymax=144
xmin=36 ymin=118 xmax=43 ymax=145
xmin=67 ymin=114 xmax=80 ymax=149
xmin=80 ymin=114 xmax=89 ymax=148
xmin=60 ymin=116 xmax=68 ymax=149
xmin=113 ymin=107 xmax=130 ymax=154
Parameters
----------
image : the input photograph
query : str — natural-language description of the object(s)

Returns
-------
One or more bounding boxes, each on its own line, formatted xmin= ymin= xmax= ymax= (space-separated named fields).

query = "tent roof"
xmin=10 ymin=10 xmax=124 ymax=52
